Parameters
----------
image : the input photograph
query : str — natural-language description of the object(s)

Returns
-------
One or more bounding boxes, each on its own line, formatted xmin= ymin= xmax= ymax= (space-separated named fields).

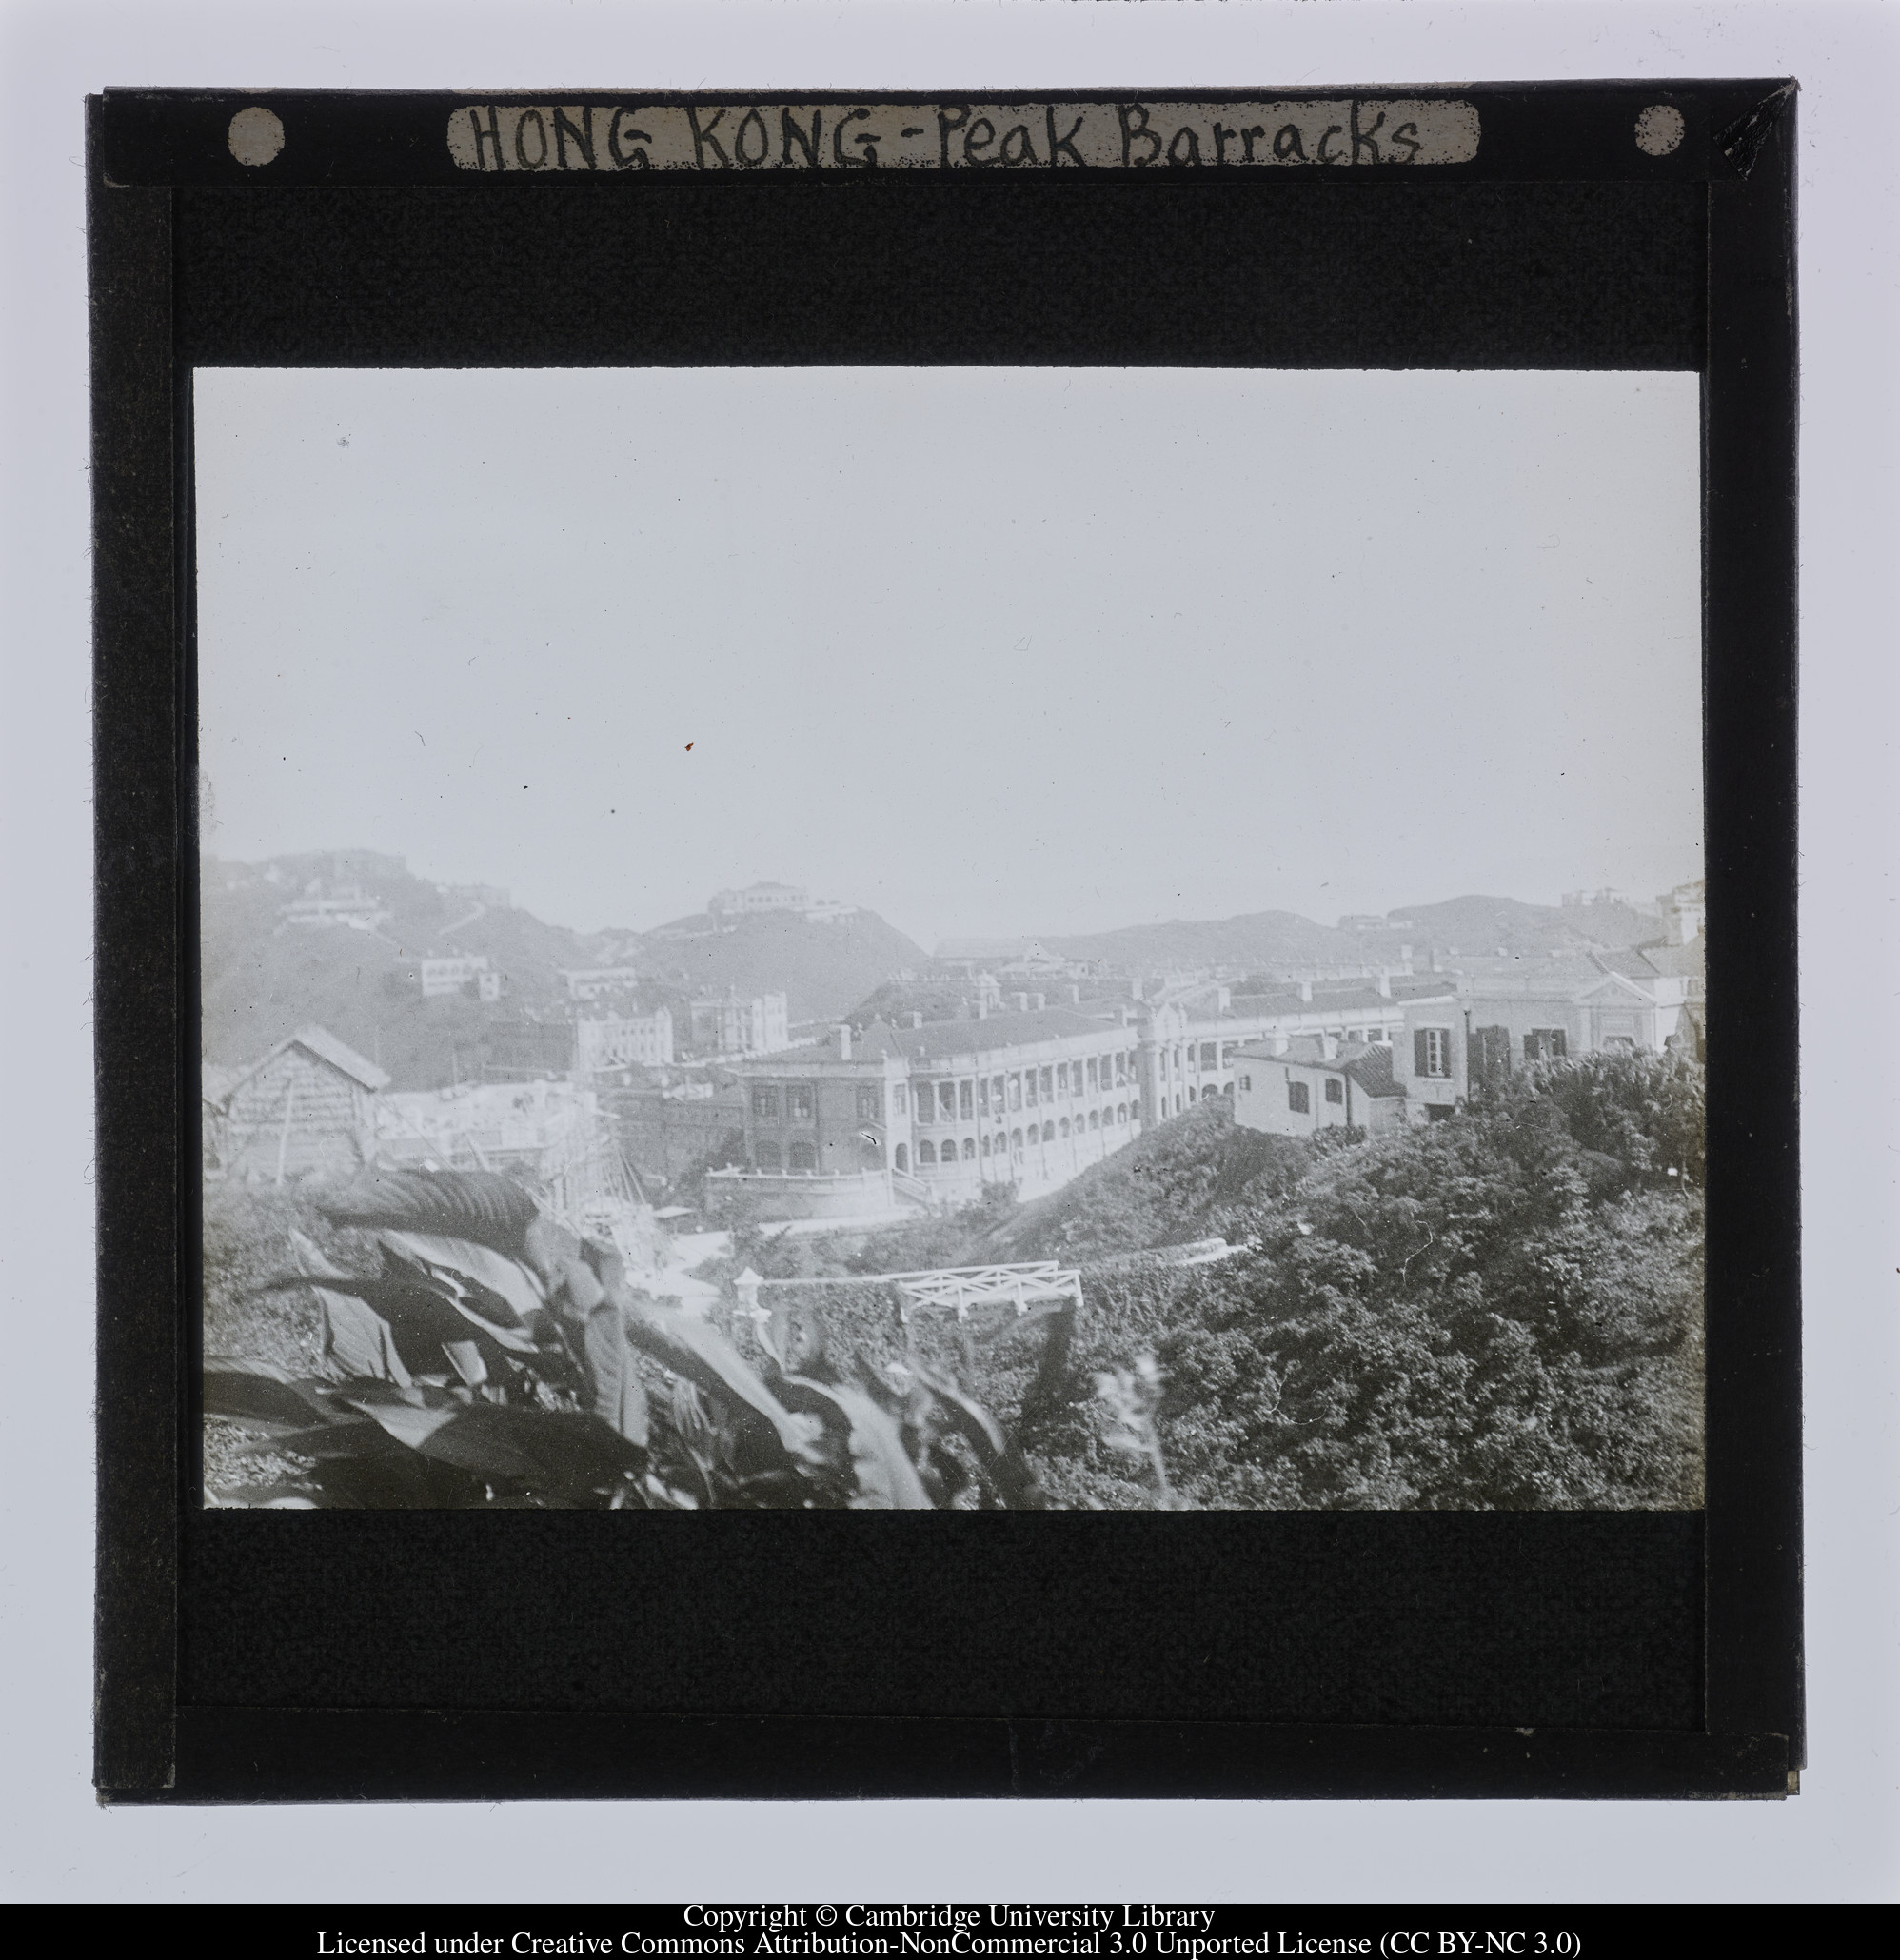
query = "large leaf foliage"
xmin=208 ymin=1169 xmax=1051 ymax=1510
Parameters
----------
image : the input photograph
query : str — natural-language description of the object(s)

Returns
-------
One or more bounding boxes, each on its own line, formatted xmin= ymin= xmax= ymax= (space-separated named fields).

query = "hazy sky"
xmin=195 ymin=366 xmax=1701 ymax=946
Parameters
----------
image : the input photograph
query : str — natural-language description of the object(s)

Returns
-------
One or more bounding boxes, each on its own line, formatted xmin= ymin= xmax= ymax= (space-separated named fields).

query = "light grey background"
xmin=197 ymin=366 xmax=1701 ymax=944
xmin=4 ymin=0 xmax=1894 ymax=1909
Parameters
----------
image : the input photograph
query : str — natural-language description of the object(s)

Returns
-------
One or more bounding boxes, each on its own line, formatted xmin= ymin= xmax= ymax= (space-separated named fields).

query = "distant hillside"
xmin=201 ymin=855 xmax=595 ymax=1088
xmin=1048 ymin=910 xmax=1360 ymax=973
xmin=1362 ymin=894 xmax=1662 ymax=959
xmin=625 ymin=910 xmax=928 ymax=1024
xmin=1049 ymin=895 xmax=1663 ymax=973
xmin=201 ymin=856 xmax=929 ymax=1082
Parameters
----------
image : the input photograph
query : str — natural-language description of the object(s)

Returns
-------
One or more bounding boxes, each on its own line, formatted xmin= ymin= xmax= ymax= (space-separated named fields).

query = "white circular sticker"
xmin=1634 ymin=104 xmax=1685 ymax=157
xmin=228 ymin=106 xmax=286 ymax=168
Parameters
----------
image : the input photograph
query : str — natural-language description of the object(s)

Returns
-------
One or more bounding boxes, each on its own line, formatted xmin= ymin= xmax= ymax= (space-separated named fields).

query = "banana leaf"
xmin=203 ymin=1358 xmax=356 ymax=1434
xmin=409 ymin=1406 xmax=646 ymax=1492
xmin=376 ymin=1230 xmax=544 ymax=1329
xmin=287 ymin=1228 xmax=411 ymax=1385
xmin=910 ymin=1362 xmax=1048 ymax=1510
xmin=320 ymin=1167 xmax=541 ymax=1257
xmin=582 ymin=1302 xmax=650 ymax=1447
xmin=777 ymin=1375 xmax=935 ymax=1510
xmin=622 ymin=1306 xmax=816 ymax=1463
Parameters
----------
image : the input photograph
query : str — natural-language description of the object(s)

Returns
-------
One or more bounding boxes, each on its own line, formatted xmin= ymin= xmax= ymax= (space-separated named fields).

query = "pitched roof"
xmin=219 ymin=1024 xmax=390 ymax=1100
xmin=1631 ymin=939 xmax=1706 ymax=980
xmin=892 ymin=1005 xmax=1123 ymax=1060
xmin=1342 ymin=1045 xmax=1400 ymax=1098
xmin=851 ymin=1020 xmax=907 ymax=1060
xmin=1232 ymin=1040 xmax=1402 ymax=1098
xmin=1226 ymin=985 xmax=1409 ymax=1017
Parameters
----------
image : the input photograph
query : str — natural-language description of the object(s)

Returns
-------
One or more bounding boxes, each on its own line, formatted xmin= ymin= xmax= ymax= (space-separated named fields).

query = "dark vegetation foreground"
xmin=206 ymin=1053 xmax=1703 ymax=1510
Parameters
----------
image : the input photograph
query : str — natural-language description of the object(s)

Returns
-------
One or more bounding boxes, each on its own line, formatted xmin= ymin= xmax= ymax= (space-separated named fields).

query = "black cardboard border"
xmin=89 ymin=80 xmax=1801 ymax=1802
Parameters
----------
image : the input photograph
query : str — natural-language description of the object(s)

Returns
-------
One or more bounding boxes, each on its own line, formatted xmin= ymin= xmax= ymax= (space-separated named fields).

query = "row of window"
xmin=1283 ymin=1077 xmax=1350 ymax=1115
xmin=1410 ymin=1025 xmax=1572 ymax=1080
xmin=911 ymin=1055 xmax=1137 ymax=1123
xmin=913 ymin=1104 xmax=1138 ymax=1165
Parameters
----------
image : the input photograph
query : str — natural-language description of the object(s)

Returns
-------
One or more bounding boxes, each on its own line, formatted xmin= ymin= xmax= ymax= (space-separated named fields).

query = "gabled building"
xmin=203 ymin=1025 xmax=388 ymax=1182
xmin=1394 ymin=960 xmax=1692 ymax=1121
xmin=1233 ymin=1037 xmax=1407 ymax=1138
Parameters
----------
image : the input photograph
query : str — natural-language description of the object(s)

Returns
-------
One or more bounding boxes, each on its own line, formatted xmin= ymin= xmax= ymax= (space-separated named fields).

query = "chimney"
xmin=1217 ymin=985 xmax=1231 ymax=1011
xmin=1013 ymin=992 xmax=1029 ymax=1013
xmin=1069 ymin=984 xmax=1081 ymax=1004
xmin=1130 ymin=977 xmax=1142 ymax=1000
xmin=1376 ymin=970 xmax=1392 ymax=999
xmin=835 ymin=1024 xmax=852 ymax=1060
xmin=1031 ymin=992 xmax=1046 ymax=1011
xmin=911 ymin=1012 xmax=923 ymax=1029
xmin=977 ymin=995 xmax=988 ymax=1019
xmin=1430 ymin=947 xmax=1442 ymax=974
xmin=1298 ymin=980 xmax=1313 ymax=1002
xmin=1399 ymin=943 xmax=1414 ymax=965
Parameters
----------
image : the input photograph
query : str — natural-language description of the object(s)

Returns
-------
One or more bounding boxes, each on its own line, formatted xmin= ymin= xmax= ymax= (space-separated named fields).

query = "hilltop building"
xmin=708 ymin=881 xmax=858 ymax=925
xmin=277 ymin=882 xmax=392 ymax=932
xmin=419 ymin=954 xmax=500 ymax=1000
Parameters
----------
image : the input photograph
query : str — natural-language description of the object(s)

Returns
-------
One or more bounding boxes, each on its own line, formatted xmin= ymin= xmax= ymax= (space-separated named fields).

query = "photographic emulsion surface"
xmin=89 ymin=83 xmax=1801 ymax=1801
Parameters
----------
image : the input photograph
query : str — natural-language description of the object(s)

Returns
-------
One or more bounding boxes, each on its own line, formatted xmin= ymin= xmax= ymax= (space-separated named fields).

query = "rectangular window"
xmin=1240 ymin=1074 xmax=1252 ymax=1092
xmin=1324 ymin=1077 xmax=1344 ymax=1104
xmin=1023 ymin=1070 xmax=1038 ymax=1107
xmin=1008 ymin=1075 xmax=1021 ymax=1110
xmin=1086 ymin=1058 xmax=1098 ymax=1092
xmin=750 ymin=1085 xmax=779 ymax=1119
xmin=855 ymin=1086 xmax=881 ymax=1121
xmin=960 ymin=1080 xmax=974 ymax=1119
xmin=1414 ymin=1027 xmax=1452 ymax=1078
xmin=786 ymin=1085 xmax=814 ymax=1120
xmin=1287 ymin=1080 xmax=1311 ymax=1114
xmin=939 ymin=1081 xmax=956 ymax=1119
xmin=993 ymin=1074 xmax=1005 ymax=1111
xmin=1057 ymin=1062 xmax=1069 ymax=1097
xmin=1039 ymin=1067 xmax=1054 ymax=1100
xmin=893 ymin=1084 xmax=907 ymax=1116
xmin=1200 ymin=1042 xmax=1217 ymax=1070
xmin=1117 ymin=1053 xmax=1130 ymax=1085
xmin=978 ymin=1078 xmax=990 ymax=1116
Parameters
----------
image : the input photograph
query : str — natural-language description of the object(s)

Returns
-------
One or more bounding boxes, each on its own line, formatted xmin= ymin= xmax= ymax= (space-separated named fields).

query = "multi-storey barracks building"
xmin=714 ymin=980 xmax=1419 ymax=1219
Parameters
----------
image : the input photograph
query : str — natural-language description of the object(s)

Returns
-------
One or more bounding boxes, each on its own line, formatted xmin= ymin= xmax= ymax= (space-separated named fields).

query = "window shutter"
xmin=1552 ymin=1030 xmax=1568 ymax=1058
xmin=1414 ymin=1029 xmax=1431 ymax=1076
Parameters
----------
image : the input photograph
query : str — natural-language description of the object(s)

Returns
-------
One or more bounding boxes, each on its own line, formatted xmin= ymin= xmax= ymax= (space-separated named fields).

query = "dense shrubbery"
xmin=1126 ymin=1055 xmax=1706 ymax=1509
xmin=207 ymin=1054 xmax=1704 ymax=1511
xmin=983 ymin=1099 xmax=1310 ymax=1263
xmin=698 ymin=1056 xmax=1707 ymax=1511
